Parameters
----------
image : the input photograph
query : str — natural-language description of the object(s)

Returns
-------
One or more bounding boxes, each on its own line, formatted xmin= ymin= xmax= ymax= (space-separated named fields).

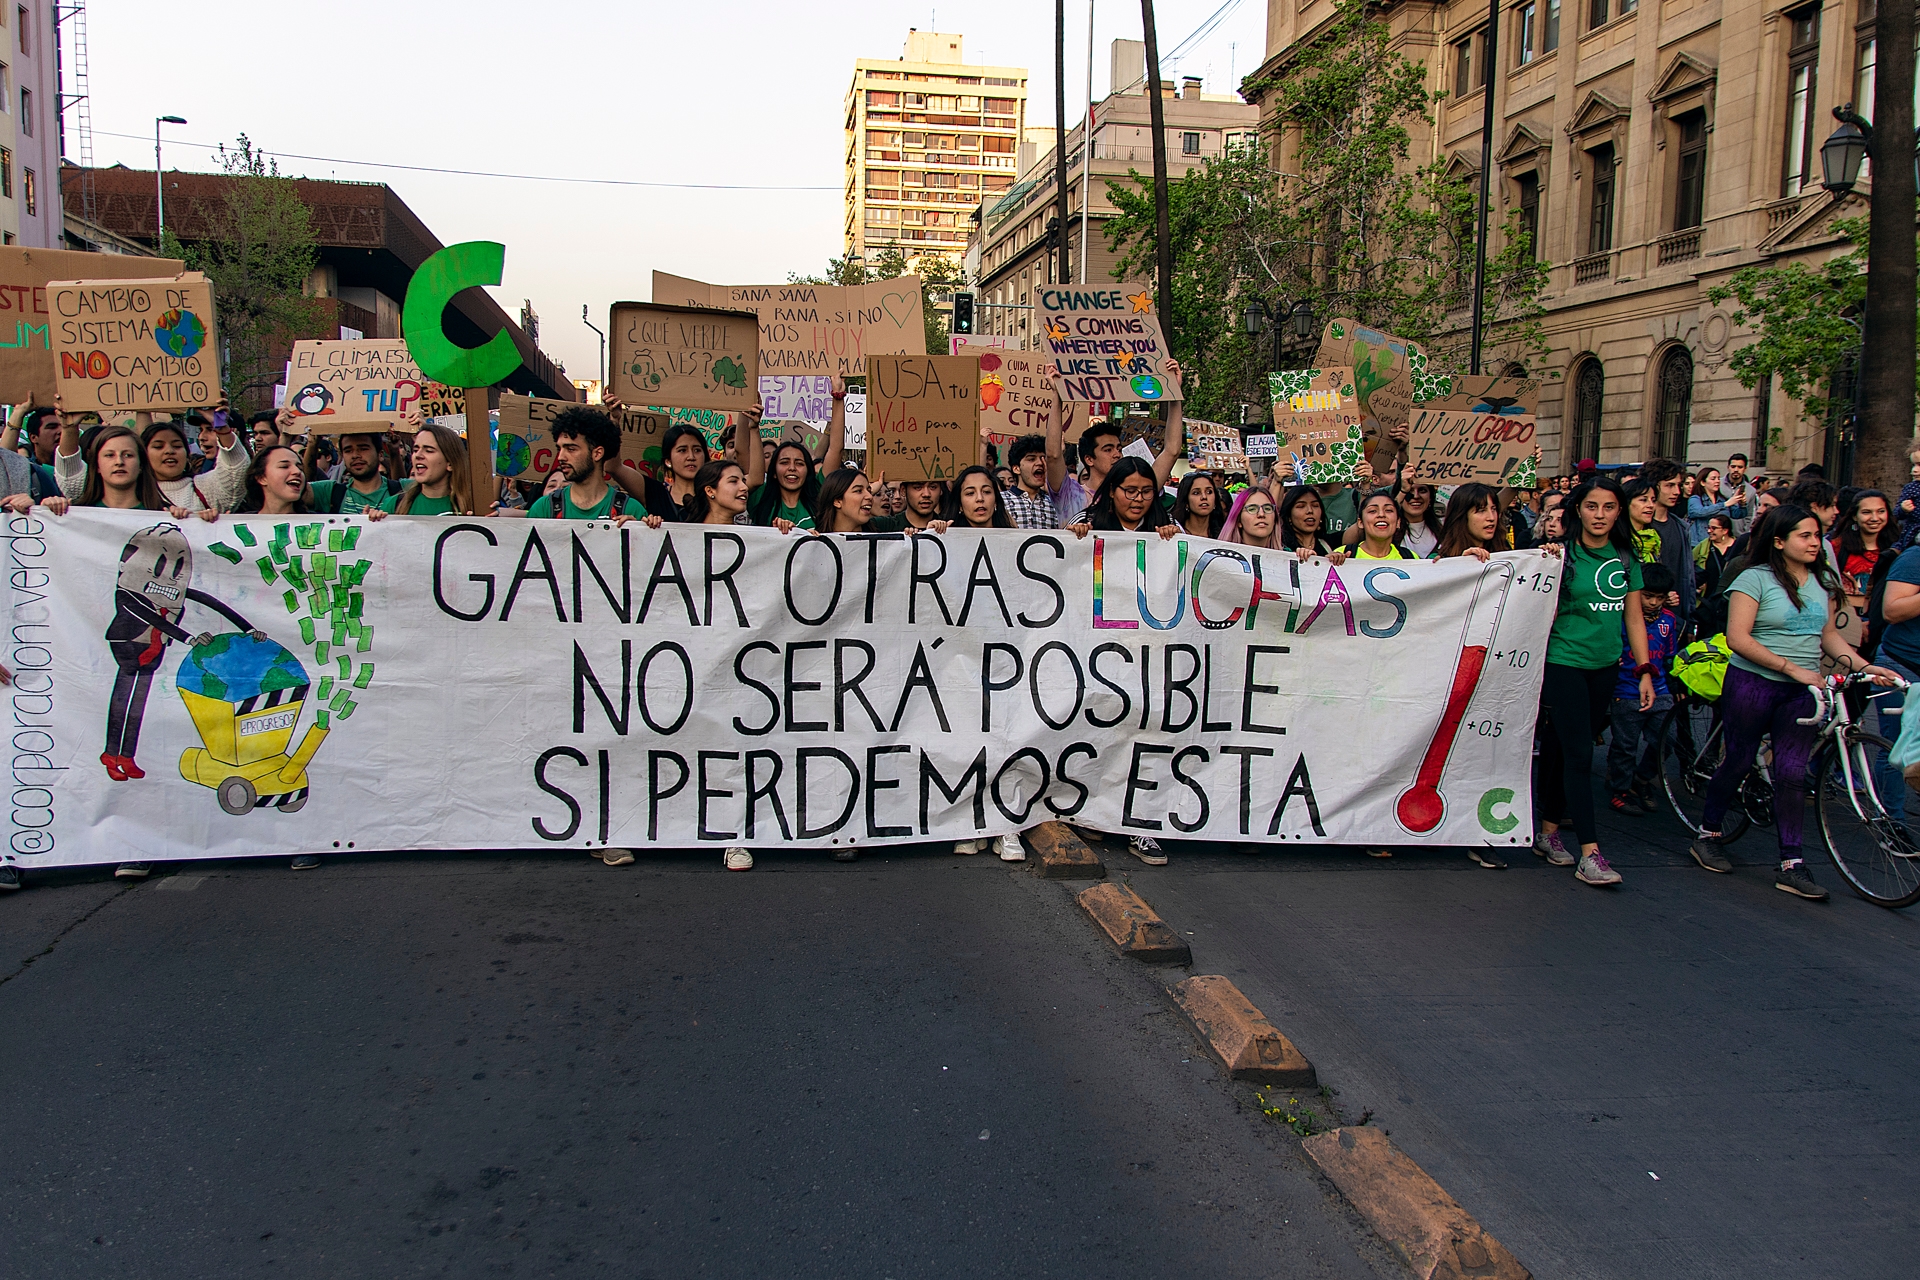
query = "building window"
xmin=1453 ymin=37 xmax=1474 ymax=96
xmin=1572 ymin=359 xmax=1605 ymax=463
xmin=1753 ymin=374 xmax=1772 ymax=460
xmin=1516 ymin=172 xmax=1541 ymax=253
xmin=16 ymin=7 xmax=25 ymax=55
xmin=1544 ymin=0 xmax=1560 ymax=51
xmin=1586 ymin=143 xmax=1615 ymax=254
xmin=22 ymin=167 xmax=33 ymax=215
xmin=1674 ymin=111 xmax=1707 ymax=229
xmin=1590 ymin=0 xmax=1634 ymax=28
xmin=1654 ymin=347 xmax=1693 ymax=462
xmin=1782 ymin=5 xmax=1820 ymax=196
xmin=1181 ymin=131 xmax=1200 ymax=155
xmin=0 ymin=146 xmax=10 ymax=198
xmin=1517 ymin=2 xmax=1536 ymax=65
xmin=17 ymin=86 xmax=26 ymax=136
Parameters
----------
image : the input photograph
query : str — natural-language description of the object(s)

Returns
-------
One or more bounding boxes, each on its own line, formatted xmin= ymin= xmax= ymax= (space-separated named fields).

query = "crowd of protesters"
xmin=0 ymin=378 xmax=1908 ymax=908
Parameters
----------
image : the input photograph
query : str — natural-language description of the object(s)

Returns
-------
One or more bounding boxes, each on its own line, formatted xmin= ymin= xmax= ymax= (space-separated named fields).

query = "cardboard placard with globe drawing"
xmin=609 ymin=301 xmax=759 ymax=414
xmin=495 ymin=393 xmax=669 ymax=482
xmin=0 ymin=246 xmax=186 ymax=402
xmin=1037 ymin=283 xmax=1183 ymax=404
xmin=49 ymin=273 xmax=219 ymax=413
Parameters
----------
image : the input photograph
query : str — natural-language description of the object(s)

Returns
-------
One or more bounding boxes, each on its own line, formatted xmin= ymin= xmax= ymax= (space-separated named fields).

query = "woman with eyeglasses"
xmin=1068 ymin=457 xmax=1179 ymax=538
xmin=1221 ymin=484 xmax=1281 ymax=549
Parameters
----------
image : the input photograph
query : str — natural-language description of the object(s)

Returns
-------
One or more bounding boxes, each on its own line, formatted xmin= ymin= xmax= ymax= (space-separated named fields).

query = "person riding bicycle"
xmin=1689 ymin=504 xmax=1900 ymax=901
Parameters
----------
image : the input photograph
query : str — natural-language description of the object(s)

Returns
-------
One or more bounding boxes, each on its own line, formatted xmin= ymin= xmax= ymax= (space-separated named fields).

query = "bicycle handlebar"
xmin=1795 ymin=671 xmax=1911 ymax=726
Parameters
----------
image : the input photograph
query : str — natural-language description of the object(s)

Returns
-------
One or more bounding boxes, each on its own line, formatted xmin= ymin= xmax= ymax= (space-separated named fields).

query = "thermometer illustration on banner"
xmin=1394 ymin=561 xmax=1518 ymax=834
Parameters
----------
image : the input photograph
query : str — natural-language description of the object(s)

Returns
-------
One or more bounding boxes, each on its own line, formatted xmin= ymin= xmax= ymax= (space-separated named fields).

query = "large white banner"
xmin=2 ymin=511 xmax=1558 ymax=867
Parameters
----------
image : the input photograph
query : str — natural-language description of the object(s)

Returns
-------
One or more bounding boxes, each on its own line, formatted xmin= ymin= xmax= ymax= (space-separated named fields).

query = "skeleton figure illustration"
xmin=103 ymin=523 xmax=262 ymax=781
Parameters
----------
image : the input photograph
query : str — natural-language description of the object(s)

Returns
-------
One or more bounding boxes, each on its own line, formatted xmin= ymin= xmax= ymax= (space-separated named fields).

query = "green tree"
xmin=1104 ymin=0 xmax=1548 ymax=418
xmin=790 ymin=247 xmax=961 ymax=353
xmin=1705 ymin=217 xmax=1920 ymax=441
xmin=161 ymin=135 xmax=326 ymax=403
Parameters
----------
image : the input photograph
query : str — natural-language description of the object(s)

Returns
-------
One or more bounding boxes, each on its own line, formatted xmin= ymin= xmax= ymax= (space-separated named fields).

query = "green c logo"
xmin=401 ymin=241 xmax=522 ymax=388
xmin=1478 ymin=787 xmax=1518 ymax=834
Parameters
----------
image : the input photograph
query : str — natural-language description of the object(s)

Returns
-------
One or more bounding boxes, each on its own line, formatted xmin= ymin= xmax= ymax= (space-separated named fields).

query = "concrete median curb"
xmin=1302 ymin=1126 xmax=1532 ymax=1280
xmin=1029 ymin=821 xmax=1105 ymax=879
xmin=1075 ymin=882 xmax=1191 ymax=964
xmin=1170 ymin=975 xmax=1316 ymax=1086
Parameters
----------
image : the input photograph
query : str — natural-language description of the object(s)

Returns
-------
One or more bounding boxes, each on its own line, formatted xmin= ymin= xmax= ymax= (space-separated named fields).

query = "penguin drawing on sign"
xmin=291 ymin=384 xmax=334 ymax=416
xmin=102 ymin=523 xmax=263 ymax=781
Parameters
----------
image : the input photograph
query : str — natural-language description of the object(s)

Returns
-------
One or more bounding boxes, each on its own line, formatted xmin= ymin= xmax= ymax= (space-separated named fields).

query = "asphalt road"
xmin=1124 ymin=794 xmax=1920 ymax=1280
xmin=0 ymin=848 xmax=1395 ymax=1280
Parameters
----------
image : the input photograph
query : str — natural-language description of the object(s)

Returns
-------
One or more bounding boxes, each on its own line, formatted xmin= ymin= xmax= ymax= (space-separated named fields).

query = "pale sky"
xmin=81 ymin=0 xmax=1263 ymax=381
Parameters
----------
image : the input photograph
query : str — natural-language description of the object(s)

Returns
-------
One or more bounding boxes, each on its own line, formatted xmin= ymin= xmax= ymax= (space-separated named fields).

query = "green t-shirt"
xmin=1726 ymin=566 xmax=1828 ymax=681
xmin=1319 ymin=487 xmax=1360 ymax=536
xmin=532 ymin=484 xmax=625 ymax=520
xmin=379 ymin=491 xmax=458 ymax=517
xmin=871 ymin=514 xmax=909 ymax=533
xmin=309 ymin=478 xmax=395 ymax=515
xmin=1548 ymin=541 xmax=1643 ymax=669
xmin=749 ymin=485 xmax=816 ymax=529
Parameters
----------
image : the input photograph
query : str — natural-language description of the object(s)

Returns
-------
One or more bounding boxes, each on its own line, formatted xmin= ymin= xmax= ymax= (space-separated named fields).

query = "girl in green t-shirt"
xmin=368 ymin=424 xmax=470 ymax=519
xmin=1535 ymin=476 xmax=1654 ymax=889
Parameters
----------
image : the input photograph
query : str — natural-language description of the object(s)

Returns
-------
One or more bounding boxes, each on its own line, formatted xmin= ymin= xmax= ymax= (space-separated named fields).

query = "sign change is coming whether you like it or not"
xmin=1037 ymin=284 xmax=1182 ymax=405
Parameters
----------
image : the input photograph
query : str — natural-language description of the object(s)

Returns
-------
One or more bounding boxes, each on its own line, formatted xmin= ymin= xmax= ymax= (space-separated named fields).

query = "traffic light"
xmin=952 ymin=291 xmax=974 ymax=334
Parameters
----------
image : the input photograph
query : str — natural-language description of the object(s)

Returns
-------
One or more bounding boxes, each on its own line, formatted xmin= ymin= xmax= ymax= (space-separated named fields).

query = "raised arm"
xmin=736 ymin=403 xmax=766 ymax=490
xmin=820 ymin=375 xmax=847 ymax=474
xmin=1045 ymin=375 xmax=1076 ymax=492
xmin=1150 ymin=359 xmax=1186 ymax=490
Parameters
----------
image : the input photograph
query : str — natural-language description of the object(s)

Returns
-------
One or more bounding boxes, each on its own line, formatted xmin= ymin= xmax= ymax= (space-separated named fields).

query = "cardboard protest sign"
xmin=496 ymin=393 xmax=669 ymax=482
xmin=951 ymin=333 xmax=1012 ymax=356
xmin=1245 ymin=433 xmax=1280 ymax=459
xmin=866 ymin=354 xmax=978 ymax=481
xmin=1190 ymin=429 xmax=1249 ymax=474
xmin=1314 ymin=318 xmax=1427 ymax=440
xmin=1407 ymin=373 xmax=1540 ymax=489
xmin=0 ymin=247 xmax=186 ymax=402
xmin=759 ymin=375 xmax=833 ymax=426
xmin=1036 ymin=284 xmax=1182 ymax=403
xmin=419 ymin=382 xmax=465 ymax=419
xmin=609 ymin=301 xmax=758 ymax=413
xmin=1404 ymin=407 xmax=1539 ymax=487
xmin=647 ymin=404 xmax=731 ymax=452
xmin=843 ymin=392 xmax=867 ymax=450
xmin=284 ymin=339 xmax=425 ymax=430
xmin=973 ymin=348 xmax=1057 ymax=446
xmin=1268 ymin=367 xmax=1366 ymax=483
xmin=48 ymin=273 xmax=218 ymax=413
xmin=653 ymin=272 xmax=924 ymax=378
xmin=759 ymin=419 xmax=826 ymax=457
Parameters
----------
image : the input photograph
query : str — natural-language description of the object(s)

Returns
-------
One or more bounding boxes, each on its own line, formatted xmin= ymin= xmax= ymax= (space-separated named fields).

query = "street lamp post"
xmin=581 ymin=305 xmax=605 ymax=396
xmin=1243 ymin=297 xmax=1315 ymax=373
xmin=154 ymin=115 xmax=186 ymax=243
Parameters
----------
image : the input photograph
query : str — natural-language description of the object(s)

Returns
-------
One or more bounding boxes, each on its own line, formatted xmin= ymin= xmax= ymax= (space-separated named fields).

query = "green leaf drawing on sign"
xmin=401 ymin=241 xmax=523 ymax=388
xmin=711 ymin=355 xmax=748 ymax=390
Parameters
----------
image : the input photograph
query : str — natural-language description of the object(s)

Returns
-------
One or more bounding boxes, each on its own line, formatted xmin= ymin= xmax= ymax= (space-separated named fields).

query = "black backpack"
xmin=541 ymin=487 xmax=628 ymax=519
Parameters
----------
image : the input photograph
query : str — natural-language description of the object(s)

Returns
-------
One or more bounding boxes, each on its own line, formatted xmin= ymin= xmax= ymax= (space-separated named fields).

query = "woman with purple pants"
xmin=1690 ymin=504 xmax=1901 ymax=900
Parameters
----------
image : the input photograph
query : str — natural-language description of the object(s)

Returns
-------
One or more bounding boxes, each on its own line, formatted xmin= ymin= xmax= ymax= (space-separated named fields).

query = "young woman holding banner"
xmin=1352 ymin=490 xmax=1417 ymax=560
xmin=1394 ymin=478 xmax=1443 ymax=558
xmin=944 ymin=465 xmax=1014 ymax=531
xmin=1171 ymin=471 xmax=1226 ymax=539
xmin=1069 ymin=457 xmax=1179 ymax=538
xmin=1432 ymin=482 xmax=1504 ymax=562
xmin=368 ymin=424 xmax=470 ymax=518
xmin=810 ymin=468 xmax=909 ymax=536
xmin=236 ymin=445 xmax=313 ymax=517
xmin=1278 ymin=486 xmax=1346 ymax=561
xmin=1220 ymin=483 xmax=1282 ymax=549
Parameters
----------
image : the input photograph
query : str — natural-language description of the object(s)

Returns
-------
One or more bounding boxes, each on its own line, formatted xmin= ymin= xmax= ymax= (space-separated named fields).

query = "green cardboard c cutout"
xmin=401 ymin=241 xmax=522 ymax=388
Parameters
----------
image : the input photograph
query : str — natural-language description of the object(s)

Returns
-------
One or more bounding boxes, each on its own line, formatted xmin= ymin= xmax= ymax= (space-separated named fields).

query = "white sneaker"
xmin=724 ymin=847 xmax=753 ymax=871
xmin=996 ymin=832 xmax=1027 ymax=861
xmin=952 ymin=839 xmax=984 ymax=855
xmin=600 ymin=848 xmax=635 ymax=867
xmin=1128 ymin=836 xmax=1168 ymax=866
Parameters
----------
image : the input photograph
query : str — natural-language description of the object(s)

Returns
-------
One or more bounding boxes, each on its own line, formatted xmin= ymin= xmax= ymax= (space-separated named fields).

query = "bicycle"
xmin=1659 ymin=671 xmax=1920 ymax=909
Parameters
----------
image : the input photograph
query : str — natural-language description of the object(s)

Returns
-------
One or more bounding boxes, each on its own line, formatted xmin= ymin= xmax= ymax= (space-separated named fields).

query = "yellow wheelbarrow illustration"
xmin=175 ymin=632 xmax=329 ymax=815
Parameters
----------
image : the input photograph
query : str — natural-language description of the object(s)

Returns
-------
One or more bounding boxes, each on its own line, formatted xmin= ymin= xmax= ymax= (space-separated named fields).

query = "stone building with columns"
xmin=1245 ymin=0 xmax=1898 ymax=478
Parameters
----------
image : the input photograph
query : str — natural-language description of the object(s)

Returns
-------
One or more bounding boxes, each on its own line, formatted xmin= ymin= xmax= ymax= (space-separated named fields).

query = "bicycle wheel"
xmin=1813 ymin=729 xmax=1920 ymax=909
xmin=1661 ymin=700 xmax=1750 ymax=842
